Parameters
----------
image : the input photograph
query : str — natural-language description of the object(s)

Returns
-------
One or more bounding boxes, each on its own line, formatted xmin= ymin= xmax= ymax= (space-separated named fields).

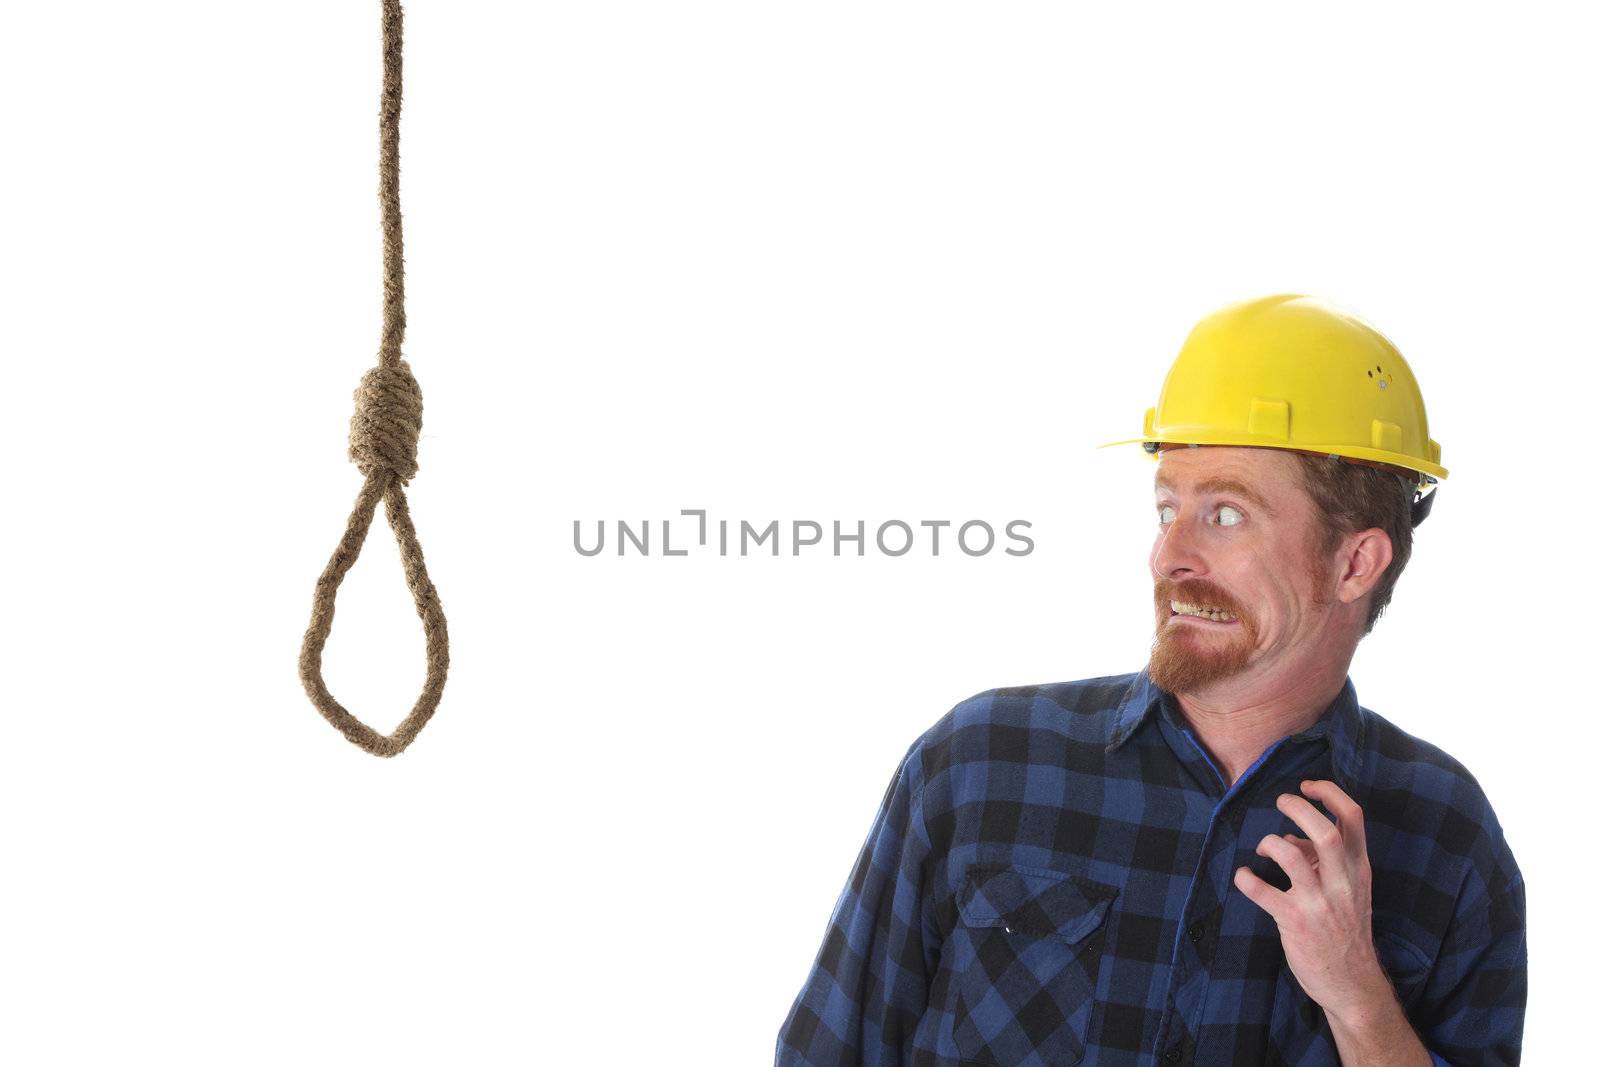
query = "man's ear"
xmin=1336 ymin=528 xmax=1394 ymax=604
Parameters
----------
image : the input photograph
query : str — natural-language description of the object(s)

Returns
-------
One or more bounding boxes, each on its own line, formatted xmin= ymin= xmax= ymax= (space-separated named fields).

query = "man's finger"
xmin=1276 ymin=790 xmax=1350 ymax=896
xmin=1282 ymin=833 xmax=1320 ymax=867
xmin=1234 ymin=864 xmax=1285 ymax=921
xmin=1299 ymin=778 xmax=1368 ymax=863
xmin=1255 ymin=832 xmax=1320 ymax=891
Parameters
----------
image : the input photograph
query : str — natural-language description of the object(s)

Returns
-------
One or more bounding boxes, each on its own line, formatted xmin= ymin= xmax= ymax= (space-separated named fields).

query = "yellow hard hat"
xmin=1101 ymin=294 xmax=1446 ymax=524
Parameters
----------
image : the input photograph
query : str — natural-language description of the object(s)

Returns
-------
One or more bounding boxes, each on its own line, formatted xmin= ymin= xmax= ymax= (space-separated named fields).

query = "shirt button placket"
xmin=1186 ymin=910 xmax=1216 ymax=968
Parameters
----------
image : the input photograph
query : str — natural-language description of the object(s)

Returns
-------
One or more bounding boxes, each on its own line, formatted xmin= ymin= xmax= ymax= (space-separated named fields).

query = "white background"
xmin=1 ymin=2 xmax=1590 ymax=1063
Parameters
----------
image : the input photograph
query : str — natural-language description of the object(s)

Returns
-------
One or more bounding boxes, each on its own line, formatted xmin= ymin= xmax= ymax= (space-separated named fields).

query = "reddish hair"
xmin=1288 ymin=452 xmax=1416 ymax=636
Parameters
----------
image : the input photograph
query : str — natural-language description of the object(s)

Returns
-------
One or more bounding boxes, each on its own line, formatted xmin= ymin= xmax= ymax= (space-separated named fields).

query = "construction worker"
xmin=776 ymin=295 xmax=1525 ymax=1065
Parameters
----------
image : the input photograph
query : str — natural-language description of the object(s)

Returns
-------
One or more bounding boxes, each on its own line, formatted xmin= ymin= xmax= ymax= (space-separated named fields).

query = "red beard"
xmin=1148 ymin=577 xmax=1258 ymax=693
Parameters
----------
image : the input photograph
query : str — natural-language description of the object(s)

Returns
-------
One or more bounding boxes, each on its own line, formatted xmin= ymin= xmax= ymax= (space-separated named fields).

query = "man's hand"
xmin=1233 ymin=778 xmax=1385 ymax=1017
xmin=1233 ymin=779 xmax=1432 ymax=1066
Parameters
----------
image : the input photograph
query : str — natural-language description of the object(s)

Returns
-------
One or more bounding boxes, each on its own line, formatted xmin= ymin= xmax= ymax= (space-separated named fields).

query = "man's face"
xmin=1147 ymin=446 xmax=1337 ymax=694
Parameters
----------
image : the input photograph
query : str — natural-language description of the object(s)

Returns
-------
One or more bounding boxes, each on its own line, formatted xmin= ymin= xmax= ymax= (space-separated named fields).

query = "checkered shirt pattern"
xmin=776 ymin=670 xmax=1525 ymax=1066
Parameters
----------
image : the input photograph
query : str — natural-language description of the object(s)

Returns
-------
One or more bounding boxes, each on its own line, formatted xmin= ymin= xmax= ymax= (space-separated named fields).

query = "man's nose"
xmin=1152 ymin=514 xmax=1207 ymax=580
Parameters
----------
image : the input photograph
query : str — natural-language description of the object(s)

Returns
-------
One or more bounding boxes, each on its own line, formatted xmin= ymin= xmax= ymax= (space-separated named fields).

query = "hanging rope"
xmin=298 ymin=0 xmax=449 ymax=757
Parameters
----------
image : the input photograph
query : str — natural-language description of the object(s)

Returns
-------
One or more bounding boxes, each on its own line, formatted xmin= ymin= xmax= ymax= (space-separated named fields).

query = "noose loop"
xmin=298 ymin=0 xmax=450 ymax=757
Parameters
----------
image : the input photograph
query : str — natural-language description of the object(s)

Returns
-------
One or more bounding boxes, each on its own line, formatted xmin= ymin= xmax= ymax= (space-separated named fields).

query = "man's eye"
xmin=1158 ymin=505 xmax=1176 ymax=526
xmin=1216 ymin=505 xmax=1243 ymax=527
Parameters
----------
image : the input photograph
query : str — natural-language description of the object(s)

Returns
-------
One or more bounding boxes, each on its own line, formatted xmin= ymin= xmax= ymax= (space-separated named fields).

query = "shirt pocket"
xmin=1371 ymin=921 xmax=1435 ymax=1013
xmin=950 ymin=864 xmax=1118 ymax=1067
xmin=1267 ymin=919 xmax=1437 ymax=1061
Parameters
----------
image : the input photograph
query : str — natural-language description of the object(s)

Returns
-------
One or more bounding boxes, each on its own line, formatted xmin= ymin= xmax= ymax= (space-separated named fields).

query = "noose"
xmin=298 ymin=0 xmax=449 ymax=757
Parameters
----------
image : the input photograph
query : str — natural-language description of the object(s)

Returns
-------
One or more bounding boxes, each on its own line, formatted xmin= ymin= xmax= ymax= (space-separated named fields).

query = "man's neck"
xmin=1171 ymin=657 xmax=1352 ymax=790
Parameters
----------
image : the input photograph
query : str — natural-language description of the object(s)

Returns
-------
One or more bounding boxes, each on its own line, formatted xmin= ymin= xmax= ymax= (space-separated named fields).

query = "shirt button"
xmin=1188 ymin=921 xmax=1204 ymax=943
xmin=1163 ymin=1044 xmax=1182 ymax=1063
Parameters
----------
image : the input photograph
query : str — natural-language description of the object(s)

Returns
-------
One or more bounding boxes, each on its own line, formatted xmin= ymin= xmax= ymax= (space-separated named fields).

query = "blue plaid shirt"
xmin=777 ymin=670 xmax=1525 ymax=1066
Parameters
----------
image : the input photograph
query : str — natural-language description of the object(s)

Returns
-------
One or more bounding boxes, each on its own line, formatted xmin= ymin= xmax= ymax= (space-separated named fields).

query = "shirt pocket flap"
xmin=958 ymin=865 xmax=1118 ymax=944
xmin=1372 ymin=920 xmax=1436 ymax=1007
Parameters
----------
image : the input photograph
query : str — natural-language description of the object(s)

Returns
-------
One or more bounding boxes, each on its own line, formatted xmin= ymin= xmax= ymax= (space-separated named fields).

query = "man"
xmin=776 ymin=295 xmax=1526 ymax=1066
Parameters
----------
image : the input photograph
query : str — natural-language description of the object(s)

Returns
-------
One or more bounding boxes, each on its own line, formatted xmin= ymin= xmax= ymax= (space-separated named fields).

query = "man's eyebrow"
xmin=1153 ymin=474 xmax=1277 ymax=516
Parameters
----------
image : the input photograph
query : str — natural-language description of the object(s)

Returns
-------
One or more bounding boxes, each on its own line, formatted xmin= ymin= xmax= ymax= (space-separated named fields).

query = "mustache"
xmin=1154 ymin=578 xmax=1243 ymax=615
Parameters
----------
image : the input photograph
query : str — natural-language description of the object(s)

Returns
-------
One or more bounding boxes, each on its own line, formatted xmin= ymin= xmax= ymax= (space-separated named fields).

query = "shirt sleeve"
xmin=1414 ymin=872 xmax=1527 ymax=1065
xmin=776 ymin=745 xmax=937 ymax=1066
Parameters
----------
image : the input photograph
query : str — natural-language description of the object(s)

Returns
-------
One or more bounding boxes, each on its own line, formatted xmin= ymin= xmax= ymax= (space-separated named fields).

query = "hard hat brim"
xmin=1097 ymin=436 xmax=1449 ymax=481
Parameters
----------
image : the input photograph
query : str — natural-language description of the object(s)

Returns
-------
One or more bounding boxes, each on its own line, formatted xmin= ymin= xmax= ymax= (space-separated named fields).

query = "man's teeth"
xmin=1171 ymin=600 xmax=1236 ymax=622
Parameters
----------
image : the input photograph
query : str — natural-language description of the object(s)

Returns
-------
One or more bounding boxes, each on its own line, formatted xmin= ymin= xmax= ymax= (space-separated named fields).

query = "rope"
xmin=298 ymin=0 xmax=450 ymax=757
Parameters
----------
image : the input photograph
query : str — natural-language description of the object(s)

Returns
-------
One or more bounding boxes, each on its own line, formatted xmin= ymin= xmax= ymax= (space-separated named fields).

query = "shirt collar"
xmin=1105 ymin=667 xmax=1366 ymax=791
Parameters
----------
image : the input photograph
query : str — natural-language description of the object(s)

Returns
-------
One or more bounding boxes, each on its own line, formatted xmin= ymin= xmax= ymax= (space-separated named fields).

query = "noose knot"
xmin=348 ymin=359 xmax=423 ymax=484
